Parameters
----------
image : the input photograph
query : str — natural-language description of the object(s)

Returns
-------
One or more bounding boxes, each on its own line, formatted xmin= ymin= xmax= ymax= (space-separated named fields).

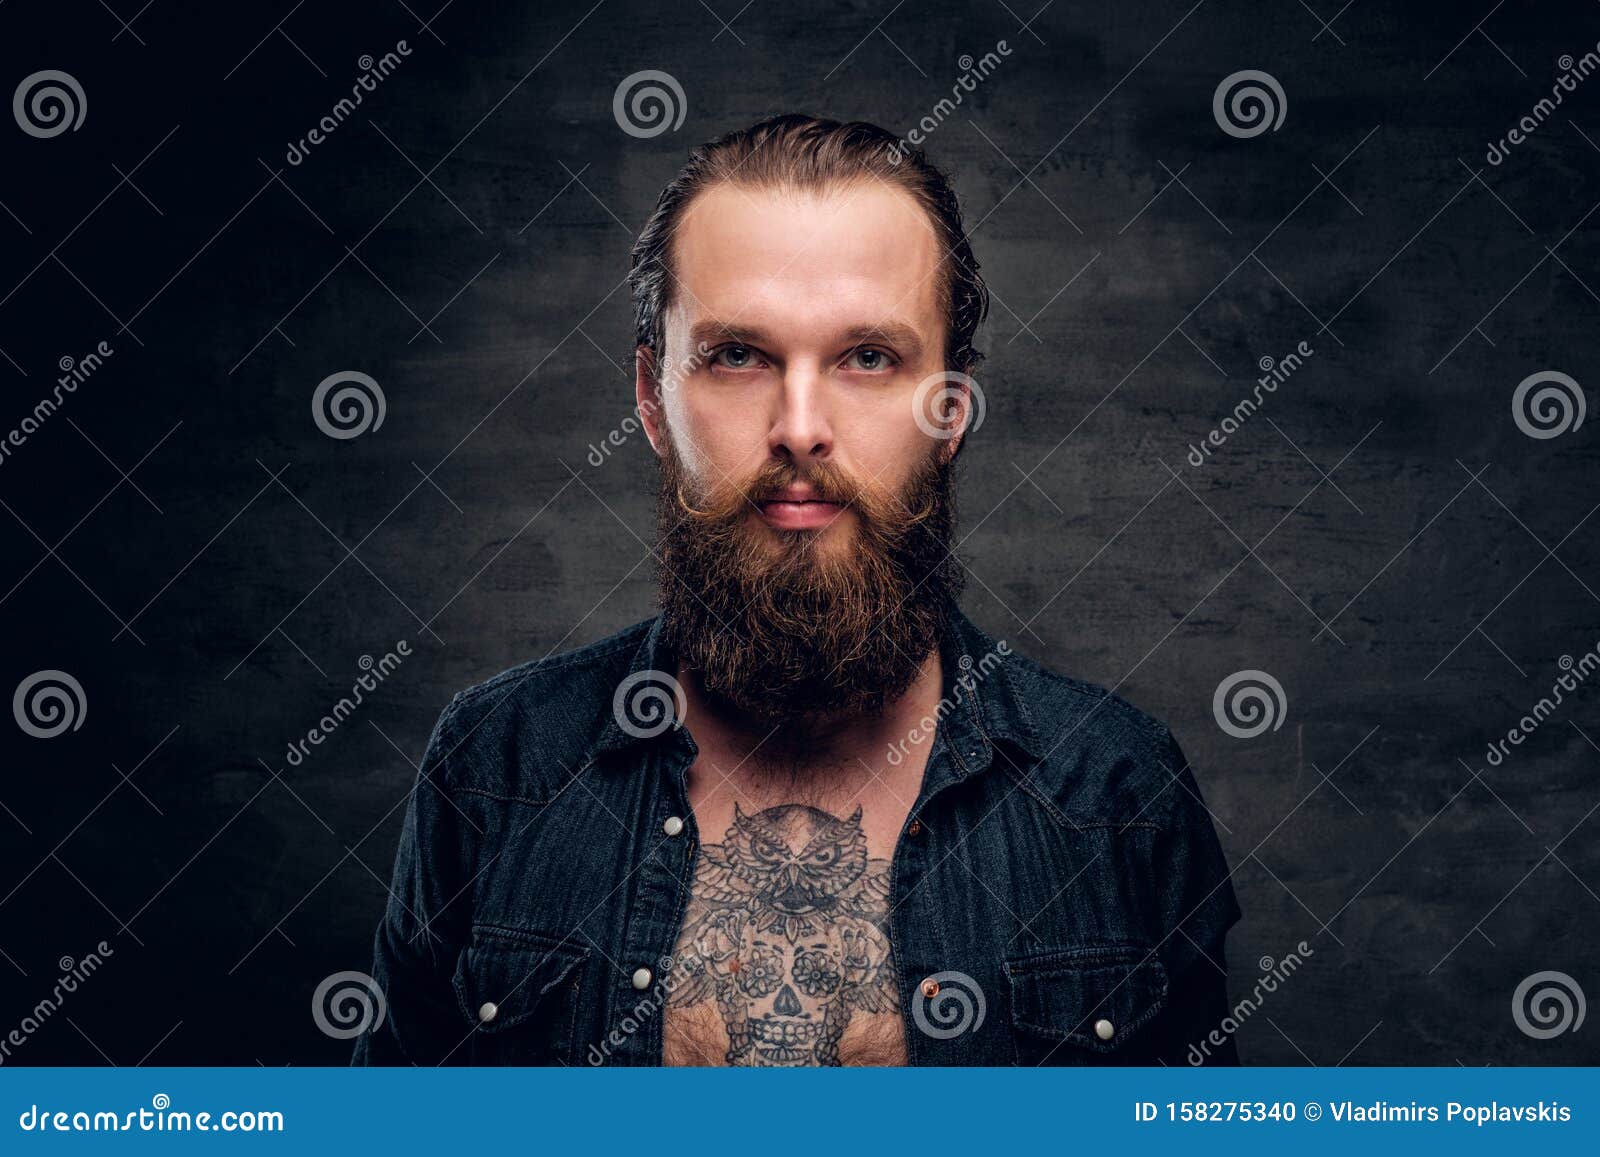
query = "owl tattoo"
xmin=667 ymin=803 xmax=898 ymax=1065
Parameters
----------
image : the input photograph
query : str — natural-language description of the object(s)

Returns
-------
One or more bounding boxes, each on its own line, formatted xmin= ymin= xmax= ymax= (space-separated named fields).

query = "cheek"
xmin=670 ymin=387 xmax=769 ymax=477
xmin=835 ymin=393 xmax=938 ymax=483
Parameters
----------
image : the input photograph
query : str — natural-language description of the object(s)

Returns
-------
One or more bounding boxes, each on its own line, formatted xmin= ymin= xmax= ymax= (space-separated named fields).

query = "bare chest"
xmin=661 ymin=777 xmax=913 ymax=1066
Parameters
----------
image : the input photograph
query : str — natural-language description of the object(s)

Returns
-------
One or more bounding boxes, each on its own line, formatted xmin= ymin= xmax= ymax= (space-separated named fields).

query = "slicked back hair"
xmin=628 ymin=113 xmax=989 ymax=379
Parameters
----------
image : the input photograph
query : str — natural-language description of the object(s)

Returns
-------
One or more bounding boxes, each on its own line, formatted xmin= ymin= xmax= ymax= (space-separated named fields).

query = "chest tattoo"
xmin=667 ymin=803 xmax=899 ymax=1065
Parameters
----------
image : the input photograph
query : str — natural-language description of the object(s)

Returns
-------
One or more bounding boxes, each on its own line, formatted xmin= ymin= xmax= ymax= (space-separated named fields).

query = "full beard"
xmin=655 ymin=436 xmax=963 ymax=728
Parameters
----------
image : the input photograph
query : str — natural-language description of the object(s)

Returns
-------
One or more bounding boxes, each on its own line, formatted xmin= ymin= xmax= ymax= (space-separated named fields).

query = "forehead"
xmin=669 ymin=180 xmax=943 ymax=344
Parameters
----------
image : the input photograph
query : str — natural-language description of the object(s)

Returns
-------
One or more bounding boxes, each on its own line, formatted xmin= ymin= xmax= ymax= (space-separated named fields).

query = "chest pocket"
xmin=452 ymin=925 xmax=588 ymax=1065
xmin=1004 ymin=944 xmax=1168 ymax=1065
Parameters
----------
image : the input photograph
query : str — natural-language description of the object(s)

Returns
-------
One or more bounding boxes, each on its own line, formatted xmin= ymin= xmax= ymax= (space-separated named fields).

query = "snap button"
xmin=920 ymin=977 xmax=940 ymax=999
xmin=1094 ymin=1018 xmax=1115 ymax=1041
xmin=477 ymin=1001 xmax=498 ymax=1024
xmin=907 ymin=818 xmax=922 ymax=836
xmin=662 ymin=815 xmax=684 ymax=836
xmin=631 ymin=967 xmax=653 ymax=990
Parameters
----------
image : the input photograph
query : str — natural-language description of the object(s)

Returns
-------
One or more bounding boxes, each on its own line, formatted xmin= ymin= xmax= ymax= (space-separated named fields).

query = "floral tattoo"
xmin=667 ymin=803 xmax=898 ymax=1065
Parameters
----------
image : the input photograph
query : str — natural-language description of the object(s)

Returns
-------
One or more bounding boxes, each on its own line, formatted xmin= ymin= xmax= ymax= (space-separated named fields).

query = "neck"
xmin=677 ymin=646 xmax=946 ymax=784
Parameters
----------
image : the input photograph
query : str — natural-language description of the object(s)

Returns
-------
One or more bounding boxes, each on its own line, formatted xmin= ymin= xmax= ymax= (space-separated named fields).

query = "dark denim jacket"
xmin=353 ymin=605 xmax=1241 ymax=1066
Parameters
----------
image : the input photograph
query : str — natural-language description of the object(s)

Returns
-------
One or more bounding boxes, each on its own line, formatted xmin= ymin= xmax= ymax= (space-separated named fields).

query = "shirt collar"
xmin=927 ymin=603 xmax=1042 ymax=786
xmin=589 ymin=613 xmax=687 ymax=760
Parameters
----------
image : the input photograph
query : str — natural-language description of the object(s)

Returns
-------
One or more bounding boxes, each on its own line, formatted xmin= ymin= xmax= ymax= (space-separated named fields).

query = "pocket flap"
xmin=1004 ymin=944 xmax=1168 ymax=1052
xmin=452 ymin=925 xmax=588 ymax=1035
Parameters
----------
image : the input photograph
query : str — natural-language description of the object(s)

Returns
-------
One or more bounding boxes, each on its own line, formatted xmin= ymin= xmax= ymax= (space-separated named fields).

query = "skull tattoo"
xmin=668 ymin=803 xmax=898 ymax=1065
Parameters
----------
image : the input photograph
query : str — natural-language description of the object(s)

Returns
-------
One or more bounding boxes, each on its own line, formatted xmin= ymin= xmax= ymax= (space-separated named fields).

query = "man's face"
xmin=640 ymin=181 xmax=959 ymax=550
xmin=638 ymin=179 xmax=969 ymax=723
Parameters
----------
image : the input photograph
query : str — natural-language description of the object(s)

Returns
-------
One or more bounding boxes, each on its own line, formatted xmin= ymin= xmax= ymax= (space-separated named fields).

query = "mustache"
xmin=674 ymin=457 xmax=859 ymax=520
xmin=668 ymin=451 xmax=943 ymax=534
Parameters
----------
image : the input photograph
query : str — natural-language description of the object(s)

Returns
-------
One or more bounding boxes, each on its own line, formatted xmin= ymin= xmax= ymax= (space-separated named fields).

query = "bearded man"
xmin=354 ymin=115 xmax=1241 ymax=1068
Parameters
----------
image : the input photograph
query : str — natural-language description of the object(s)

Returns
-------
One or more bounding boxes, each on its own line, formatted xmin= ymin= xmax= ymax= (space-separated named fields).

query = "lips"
xmin=757 ymin=485 xmax=847 ymax=531
xmin=759 ymin=502 xmax=843 ymax=530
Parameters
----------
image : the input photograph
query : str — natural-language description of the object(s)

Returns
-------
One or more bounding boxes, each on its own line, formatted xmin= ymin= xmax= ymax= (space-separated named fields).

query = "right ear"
xmin=635 ymin=345 xmax=667 ymax=457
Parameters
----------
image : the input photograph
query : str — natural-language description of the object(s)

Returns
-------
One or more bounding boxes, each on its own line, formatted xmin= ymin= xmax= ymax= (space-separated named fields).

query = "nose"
xmin=774 ymin=984 xmax=802 ymax=1017
xmin=768 ymin=364 xmax=832 ymax=466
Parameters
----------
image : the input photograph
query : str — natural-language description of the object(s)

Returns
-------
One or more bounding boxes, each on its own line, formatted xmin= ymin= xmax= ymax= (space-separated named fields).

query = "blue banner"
xmin=1 ymin=1068 xmax=1595 ymax=1153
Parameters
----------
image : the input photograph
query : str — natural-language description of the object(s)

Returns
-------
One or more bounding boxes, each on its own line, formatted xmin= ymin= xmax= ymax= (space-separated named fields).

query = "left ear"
xmin=635 ymin=345 xmax=667 ymax=457
xmin=939 ymin=378 xmax=972 ymax=461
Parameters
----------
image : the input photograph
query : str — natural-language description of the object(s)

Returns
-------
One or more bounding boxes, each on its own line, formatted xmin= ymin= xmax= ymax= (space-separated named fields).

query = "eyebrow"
xmin=687 ymin=320 xmax=926 ymax=360
xmin=841 ymin=323 xmax=925 ymax=359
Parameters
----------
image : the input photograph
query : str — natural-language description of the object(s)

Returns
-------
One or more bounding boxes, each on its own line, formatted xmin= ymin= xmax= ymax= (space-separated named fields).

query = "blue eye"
xmin=712 ymin=345 xmax=758 ymax=369
xmin=846 ymin=347 xmax=894 ymax=372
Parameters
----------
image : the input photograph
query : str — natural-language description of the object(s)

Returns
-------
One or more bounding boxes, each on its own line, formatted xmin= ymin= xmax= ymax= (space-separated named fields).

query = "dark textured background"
xmin=0 ymin=0 xmax=1597 ymax=1065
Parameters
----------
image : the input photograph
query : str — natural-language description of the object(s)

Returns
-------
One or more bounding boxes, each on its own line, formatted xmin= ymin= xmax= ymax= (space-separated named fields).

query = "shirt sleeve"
xmin=1148 ymin=729 xmax=1243 ymax=1065
xmin=351 ymin=696 xmax=474 ymax=1065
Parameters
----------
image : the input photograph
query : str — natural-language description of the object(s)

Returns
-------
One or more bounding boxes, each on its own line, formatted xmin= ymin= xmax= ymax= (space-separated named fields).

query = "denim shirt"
xmin=353 ymin=605 xmax=1241 ymax=1066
